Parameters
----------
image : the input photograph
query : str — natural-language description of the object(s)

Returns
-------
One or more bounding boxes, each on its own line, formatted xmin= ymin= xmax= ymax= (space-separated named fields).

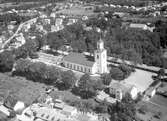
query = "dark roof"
xmin=4 ymin=96 xmax=18 ymax=110
xmin=63 ymin=52 xmax=95 ymax=67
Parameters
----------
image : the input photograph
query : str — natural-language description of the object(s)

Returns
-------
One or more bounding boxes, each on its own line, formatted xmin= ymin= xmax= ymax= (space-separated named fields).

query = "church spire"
xmin=97 ymin=35 xmax=104 ymax=50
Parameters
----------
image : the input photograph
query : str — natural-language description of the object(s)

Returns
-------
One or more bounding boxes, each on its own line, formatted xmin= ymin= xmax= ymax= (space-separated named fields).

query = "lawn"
xmin=150 ymin=95 xmax=167 ymax=108
xmin=136 ymin=101 xmax=167 ymax=121
xmin=0 ymin=73 xmax=47 ymax=106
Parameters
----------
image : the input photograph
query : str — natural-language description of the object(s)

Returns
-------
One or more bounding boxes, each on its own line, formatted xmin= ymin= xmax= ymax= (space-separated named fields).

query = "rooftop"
xmin=63 ymin=52 xmax=95 ymax=67
xmin=129 ymin=23 xmax=147 ymax=28
xmin=110 ymin=80 xmax=135 ymax=93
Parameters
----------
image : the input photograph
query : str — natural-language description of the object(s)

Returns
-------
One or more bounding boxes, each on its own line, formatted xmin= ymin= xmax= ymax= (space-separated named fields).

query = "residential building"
xmin=113 ymin=12 xmax=129 ymax=18
xmin=55 ymin=18 xmax=63 ymax=25
xmin=51 ymin=25 xmax=64 ymax=32
xmin=50 ymin=12 xmax=56 ymax=18
xmin=63 ymin=38 xmax=108 ymax=74
xmin=109 ymin=81 xmax=138 ymax=100
xmin=129 ymin=23 xmax=155 ymax=32
xmin=129 ymin=23 xmax=148 ymax=30
xmin=67 ymin=18 xmax=78 ymax=25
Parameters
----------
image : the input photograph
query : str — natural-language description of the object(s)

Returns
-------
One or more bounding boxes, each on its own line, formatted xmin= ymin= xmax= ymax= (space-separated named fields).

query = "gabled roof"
xmin=63 ymin=52 xmax=95 ymax=67
xmin=129 ymin=23 xmax=147 ymax=29
xmin=4 ymin=96 xmax=18 ymax=110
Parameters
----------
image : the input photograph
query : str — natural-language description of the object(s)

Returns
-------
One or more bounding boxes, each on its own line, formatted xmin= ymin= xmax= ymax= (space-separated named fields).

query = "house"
xmin=22 ymin=23 xmax=31 ymax=32
xmin=37 ymin=52 xmax=63 ymax=65
xmin=113 ymin=12 xmax=129 ymax=18
xmin=151 ymin=11 xmax=161 ymax=17
xmin=129 ymin=23 xmax=148 ymax=30
xmin=96 ymin=91 xmax=117 ymax=104
xmin=67 ymin=18 xmax=78 ymax=25
xmin=36 ymin=24 xmax=44 ymax=32
xmin=15 ymin=33 xmax=26 ymax=45
xmin=40 ymin=14 xmax=47 ymax=18
xmin=63 ymin=38 xmax=108 ymax=74
xmin=7 ymin=24 xmax=15 ymax=31
xmin=51 ymin=25 xmax=64 ymax=32
xmin=109 ymin=81 xmax=138 ymax=100
xmin=3 ymin=96 xmax=25 ymax=113
xmin=43 ymin=19 xmax=51 ymax=25
xmin=0 ymin=35 xmax=6 ymax=43
xmin=50 ymin=12 xmax=56 ymax=18
xmin=61 ymin=105 xmax=77 ymax=116
xmin=145 ymin=87 xmax=156 ymax=98
xmin=55 ymin=18 xmax=63 ymax=25
xmin=82 ymin=16 xmax=88 ymax=21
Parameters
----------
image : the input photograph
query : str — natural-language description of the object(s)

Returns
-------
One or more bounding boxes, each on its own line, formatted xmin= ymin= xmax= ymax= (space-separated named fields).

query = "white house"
xmin=129 ymin=23 xmax=148 ymax=30
xmin=129 ymin=23 xmax=155 ymax=32
xmin=145 ymin=87 xmax=156 ymax=98
xmin=51 ymin=25 xmax=64 ymax=32
xmin=13 ymin=33 xmax=26 ymax=48
xmin=50 ymin=12 xmax=56 ymax=18
xmin=63 ymin=38 xmax=108 ymax=74
xmin=109 ymin=81 xmax=138 ymax=100
xmin=55 ymin=18 xmax=63 ymax=25
xmin=67 ymin=18 xmax=78 ymax=25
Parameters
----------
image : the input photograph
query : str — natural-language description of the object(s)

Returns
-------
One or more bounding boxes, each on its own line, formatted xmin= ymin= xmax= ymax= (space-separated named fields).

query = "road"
xmin=1 ymin=23 xmax=24 ymax=49
xmin=0 ymin=17 xmax=38 ymax=52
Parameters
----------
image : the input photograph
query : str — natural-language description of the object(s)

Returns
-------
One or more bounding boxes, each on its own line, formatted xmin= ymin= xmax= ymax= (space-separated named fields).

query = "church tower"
xmin=94 ymin=38 xmax=108 ymax=74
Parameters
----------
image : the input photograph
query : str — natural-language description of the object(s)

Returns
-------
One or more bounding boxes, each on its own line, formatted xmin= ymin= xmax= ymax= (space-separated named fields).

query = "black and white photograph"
xmin=0 ymin=0 xmax=167 ymax=121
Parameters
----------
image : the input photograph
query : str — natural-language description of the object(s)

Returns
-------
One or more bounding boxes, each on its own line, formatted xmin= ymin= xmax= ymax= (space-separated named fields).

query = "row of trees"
xmin=13 ymin=59 xmax=76 ymax=90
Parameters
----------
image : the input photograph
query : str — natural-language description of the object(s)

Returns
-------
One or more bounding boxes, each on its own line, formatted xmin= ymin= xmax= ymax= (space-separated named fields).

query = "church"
xmin=62 ymin=38 xmax=108 ymax=74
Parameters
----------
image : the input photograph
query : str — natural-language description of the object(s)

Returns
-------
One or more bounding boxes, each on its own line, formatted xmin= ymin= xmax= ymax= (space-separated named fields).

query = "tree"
xmin=95 ymin=100 xmax=109 ymax=113
xmin=60 ymin=70 xmax=76 ymax=90
xmin=101 ymin=73 xmax=112 ymax=85
xmin=13 ymin=59 xmax=61 ymax=85
xmin=108 ymin=95 xmax=137 ymax=121
xmin=0 ymin=50 xmax=15 ymax=72
xmin=119 ymin=64 xmax=135 ymax=79
xmin=157 ymin=68 xmax=165 ymax=79
xmin=77 ymin=74 xmax=97 ymax=99
xmin=110 ymin=67 xmax=124 ymax=81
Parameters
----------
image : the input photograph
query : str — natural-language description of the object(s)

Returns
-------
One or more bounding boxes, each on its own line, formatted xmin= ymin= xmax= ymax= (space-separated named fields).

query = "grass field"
xmin=0 ymin=73 xmax=47 ymax=105
xmin=136 ymin=100 xmax=167 ymax=121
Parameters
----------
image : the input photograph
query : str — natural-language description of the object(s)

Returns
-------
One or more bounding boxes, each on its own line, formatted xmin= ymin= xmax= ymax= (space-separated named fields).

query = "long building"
xmin=63 ymin=38 xmax=108 ymax=74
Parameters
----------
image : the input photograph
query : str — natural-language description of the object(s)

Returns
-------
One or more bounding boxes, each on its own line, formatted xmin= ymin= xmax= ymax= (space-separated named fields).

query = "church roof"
xmin=63 ymin=52 xmax=95 ymax=67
